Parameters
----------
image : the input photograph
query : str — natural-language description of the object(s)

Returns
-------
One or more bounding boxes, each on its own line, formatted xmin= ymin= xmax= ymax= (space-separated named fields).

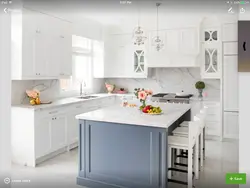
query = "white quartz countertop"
xmin=76 ymin=103 xmax=191 ymax=129
xmin=11 ymin=93 xmax=134 ymax=110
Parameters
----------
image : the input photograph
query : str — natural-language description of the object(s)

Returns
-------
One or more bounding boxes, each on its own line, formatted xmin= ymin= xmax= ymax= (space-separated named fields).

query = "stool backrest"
xmin=188 ymin=121 xmax=200 ymax=147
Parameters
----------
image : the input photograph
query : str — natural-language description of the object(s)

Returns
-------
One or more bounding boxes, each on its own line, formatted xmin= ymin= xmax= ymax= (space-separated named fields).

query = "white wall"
xmin=0 ymin=8 xmax=11 ymax=187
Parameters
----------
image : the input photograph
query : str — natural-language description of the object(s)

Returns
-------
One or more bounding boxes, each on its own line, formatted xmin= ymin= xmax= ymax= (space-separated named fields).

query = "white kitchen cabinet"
xmin=67 ymin=112 xmax=79 ymax=146
xmin=201 ymin=43 xmax=222 ymax=79
xmin=50 ymin=115 xmax=67 ymax=152
xmin=103 ymin=34 xmax=148 ymax=78
xmin=35 ymin=117 xmax=51 ymax=158
xmin=201 ymin=27 xmax=222 ymax=79
xmin=179 ymin=27 xmax=199 ymax=55
xmin=203 ymin=101 xmax=221 ymax=138
xmin=223 ymin=56 xmax=238 ymax=111
xmin=223 ymin=42 xmax=238 ymax=55
xmin=147 ymin=27 xmax=199 ymax=68
xmin=223 ymin=112 xmax=239 ymax=139
xmin=222 ymin=23 xmax=238 ymax=42
xmin=11 ymin=8 xmax=72 ymax=80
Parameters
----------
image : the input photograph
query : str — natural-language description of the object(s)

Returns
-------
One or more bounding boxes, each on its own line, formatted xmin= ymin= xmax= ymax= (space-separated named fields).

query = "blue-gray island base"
xmin=77 ymin=110 xmax=191 ymax=188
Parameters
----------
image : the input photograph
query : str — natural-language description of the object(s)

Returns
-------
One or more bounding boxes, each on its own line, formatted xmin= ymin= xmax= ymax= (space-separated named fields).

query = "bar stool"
xmin=168 ymin=121 xmax=200 ymax=188
xmin=179 ymin=106 xmax=207 ymax=160
xmin=173 ymin=113 xmax=205 ymax=168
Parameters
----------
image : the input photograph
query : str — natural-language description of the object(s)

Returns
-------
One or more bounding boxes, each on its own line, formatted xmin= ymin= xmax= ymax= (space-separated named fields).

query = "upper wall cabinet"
xmin=147 ymin=27 xmax=200 ymax=67
xmin=201 ymin=24 xmax=222 ymax=79
xmin=222 ymin=23 xmax=238 ymax=42
xmin=11 ymin=8 xmax=72 ymax=80
xmin=97 ymin=34 xmax=148 ymax=78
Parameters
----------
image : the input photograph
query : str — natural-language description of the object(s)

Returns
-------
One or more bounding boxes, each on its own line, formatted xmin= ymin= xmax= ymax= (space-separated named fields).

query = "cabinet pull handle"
xmin=243 ymin=42 xmax=246 ymax=51
xmin=60 ymin=36 xmax=65 ymax=38
xmin=49 ymin=111 xmax=58 ymax=114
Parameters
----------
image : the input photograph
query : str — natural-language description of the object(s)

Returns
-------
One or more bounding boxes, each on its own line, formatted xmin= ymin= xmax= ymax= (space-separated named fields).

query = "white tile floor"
xmin=11 ymin=140 xmax=238 ymax=188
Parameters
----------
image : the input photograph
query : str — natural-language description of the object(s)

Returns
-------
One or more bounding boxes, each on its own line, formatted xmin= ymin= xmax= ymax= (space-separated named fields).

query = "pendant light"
xmin=152 ymin=3 xmax=164 ymax=51
xmin=132 ymin=1 xmax=147 ymax=46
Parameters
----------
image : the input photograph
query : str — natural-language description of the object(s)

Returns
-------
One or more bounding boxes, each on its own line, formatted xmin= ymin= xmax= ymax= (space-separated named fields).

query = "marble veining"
xmin=105 ymin=68 xmax=220 ymax=98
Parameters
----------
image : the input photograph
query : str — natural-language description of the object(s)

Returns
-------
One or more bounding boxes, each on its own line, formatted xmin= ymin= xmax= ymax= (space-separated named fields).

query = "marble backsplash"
xmin=104 ymin=68 xmax=221 ymax=98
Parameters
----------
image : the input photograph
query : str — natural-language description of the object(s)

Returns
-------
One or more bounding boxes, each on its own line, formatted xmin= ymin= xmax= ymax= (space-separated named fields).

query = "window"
xmin=60 ymin=35 xmax=103 ymax=93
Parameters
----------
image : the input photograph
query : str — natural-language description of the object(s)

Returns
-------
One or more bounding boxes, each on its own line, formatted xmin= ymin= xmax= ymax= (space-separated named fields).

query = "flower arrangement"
xmin=26 ymin=89 xmax=41 ymax=105
xmin=134 ymin=88 xmax=153 ymax=110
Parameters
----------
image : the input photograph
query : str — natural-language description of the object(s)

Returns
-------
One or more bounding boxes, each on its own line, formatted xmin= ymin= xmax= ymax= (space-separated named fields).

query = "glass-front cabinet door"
xmin=133 ymin=47 xmax=147 ymax=77
xmin=201 ymin=43 xmax=221 ymax=79
xmin=201 ymin=28 xmax=221 ymax=79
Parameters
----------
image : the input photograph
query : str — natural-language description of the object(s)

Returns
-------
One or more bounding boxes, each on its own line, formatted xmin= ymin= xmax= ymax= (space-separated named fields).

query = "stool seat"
xmin=172 ymin=127 xmax=188 ymax=136
xmin=180 ymin=121 xmax=189 ymax=127
xmin=168 ymin=136 xmax=195 ymax=148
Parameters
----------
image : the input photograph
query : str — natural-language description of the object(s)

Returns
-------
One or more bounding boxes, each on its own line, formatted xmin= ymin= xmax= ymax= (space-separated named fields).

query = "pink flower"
xmin=145 ymin=90 xmax=153 ymax=95
xmin=26 ymin=90 xmax=39 ymax=99
xmin=138 ymin=91 xmax=147 ymax=101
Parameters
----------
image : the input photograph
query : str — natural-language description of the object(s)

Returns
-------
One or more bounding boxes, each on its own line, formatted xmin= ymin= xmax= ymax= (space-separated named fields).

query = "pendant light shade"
xmin=132 ymin=1 xmax=147 ymax=46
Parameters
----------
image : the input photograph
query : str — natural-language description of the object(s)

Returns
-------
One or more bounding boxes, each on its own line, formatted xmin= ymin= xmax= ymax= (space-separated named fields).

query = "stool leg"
xmin=195 ymin=141 xmax=199 ymax=179
xmin=176 ymin=149 xmax=180 ymax=163
xmin=188 ymin=147 xmax=193 ymax=188
xmin=200 ymin=131 xmax=204 ymax=167
xmin=168 ymin=146 xmax=172 ymax=179
xmin=203 ymin=127 xmax=205 ymax=160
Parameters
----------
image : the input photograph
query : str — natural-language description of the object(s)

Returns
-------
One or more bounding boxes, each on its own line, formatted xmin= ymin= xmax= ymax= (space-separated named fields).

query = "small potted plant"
xmin=195 ymin=81 xmax=205 ymax=99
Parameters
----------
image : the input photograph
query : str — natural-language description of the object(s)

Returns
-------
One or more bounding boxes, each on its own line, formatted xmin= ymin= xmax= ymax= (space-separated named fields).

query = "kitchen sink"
xmin=76 ymin=96 xmax=99 ymax=99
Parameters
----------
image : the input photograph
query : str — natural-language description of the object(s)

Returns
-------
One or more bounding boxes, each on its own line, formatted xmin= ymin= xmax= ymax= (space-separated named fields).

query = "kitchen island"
xmin=75 ymin=103 xmax=191 ymax=188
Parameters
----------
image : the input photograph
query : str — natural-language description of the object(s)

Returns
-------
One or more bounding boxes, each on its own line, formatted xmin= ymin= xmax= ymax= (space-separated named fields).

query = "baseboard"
xmin=36 ymin=146 xmax=68 ymax=166
xmin=68 ymin=142 xmax=78 ymax=151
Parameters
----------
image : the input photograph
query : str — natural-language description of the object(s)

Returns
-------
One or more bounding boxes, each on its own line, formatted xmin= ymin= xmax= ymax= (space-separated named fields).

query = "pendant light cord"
xmin=156 ymin=3 xmax=161 ymax=37
xmin=156 ymin=3 xmax=159 ymax=36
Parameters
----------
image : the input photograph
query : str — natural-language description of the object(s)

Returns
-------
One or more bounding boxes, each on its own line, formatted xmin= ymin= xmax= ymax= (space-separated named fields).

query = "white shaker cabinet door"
xmin=222 ymin=23 xmax=238 ymax=42
xmin=35 ymin=117 xmax=51 ymax=158
xmin=223 ymin=112 xmax=239 ymax=139
xmin=50 ymin=115 xmax=67 ymax=152
xmin=223 ymin=56 xmax=238 ymax=111
xmin=180 ymin=28 xmax=199 ymax=55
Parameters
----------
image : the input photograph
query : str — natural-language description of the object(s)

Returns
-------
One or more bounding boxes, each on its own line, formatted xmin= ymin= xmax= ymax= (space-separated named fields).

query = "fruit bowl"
xmin=141 ymin=105 xmax=163 ymax=115
xmin=143 ymin=112 xmax=163 ymax=115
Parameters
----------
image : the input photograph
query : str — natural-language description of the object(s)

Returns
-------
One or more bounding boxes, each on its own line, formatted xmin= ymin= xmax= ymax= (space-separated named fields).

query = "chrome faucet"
xmin=80 ymin=82 xmax=83 ymax=96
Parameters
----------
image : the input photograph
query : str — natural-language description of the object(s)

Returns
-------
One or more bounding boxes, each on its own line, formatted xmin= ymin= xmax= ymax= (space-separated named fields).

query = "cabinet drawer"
xmin=205 ymin=122 xmax=220 ymax=136
xmin=206 ymin=114 xmax=220 ymax=122
xmin=223 ymin=42 xmax=238 ymax=55
xmin=35 ymin=107 xmax=68 ymax=118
